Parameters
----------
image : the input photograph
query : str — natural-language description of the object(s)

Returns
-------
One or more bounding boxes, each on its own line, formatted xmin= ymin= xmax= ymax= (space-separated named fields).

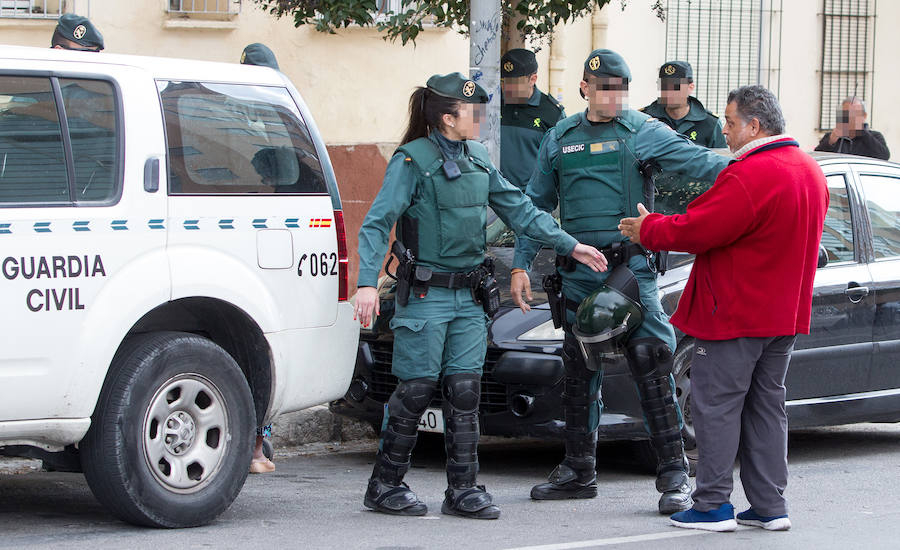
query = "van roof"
xmin=0 ymin=44 xmax=286 ymax=86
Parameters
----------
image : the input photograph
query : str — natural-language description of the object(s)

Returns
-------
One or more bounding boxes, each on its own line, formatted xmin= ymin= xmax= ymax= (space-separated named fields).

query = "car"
xmin=333 ymin=152 xmax=900 ymax=471
xmin=0 ymin=46 xmax=358 ymax=527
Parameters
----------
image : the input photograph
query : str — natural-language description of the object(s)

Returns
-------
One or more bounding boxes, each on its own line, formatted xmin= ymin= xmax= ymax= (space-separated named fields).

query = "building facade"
xmin=3 ymin=0 xmax=897 ymax=288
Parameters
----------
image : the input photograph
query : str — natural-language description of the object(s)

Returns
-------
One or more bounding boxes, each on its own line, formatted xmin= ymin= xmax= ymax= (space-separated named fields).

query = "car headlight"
xmin=518 ymin=319 xmax=565 ymax=342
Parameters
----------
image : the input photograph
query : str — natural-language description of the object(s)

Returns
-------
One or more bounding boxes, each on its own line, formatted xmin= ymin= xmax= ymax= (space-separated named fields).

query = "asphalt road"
xmin=2 ymin=424 xmax=900 ymax=550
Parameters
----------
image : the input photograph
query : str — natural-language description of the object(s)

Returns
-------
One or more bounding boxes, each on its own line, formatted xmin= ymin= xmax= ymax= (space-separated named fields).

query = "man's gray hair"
xmin=726 ymin=85 xmax=785 ymax=135
xmin=842 ymin=96 xmax=867 ymax=114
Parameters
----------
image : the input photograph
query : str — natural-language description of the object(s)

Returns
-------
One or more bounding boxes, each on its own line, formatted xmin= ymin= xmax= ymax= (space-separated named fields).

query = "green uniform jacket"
xmin=500 ymin=86 xmax=565 ymax=191
xmin=641 ymin=96 xmax=726 ymax=149
xmin=512 ymin=109 xmax=730 ymax=271
xmin=358 ymin=132 xmax=577 ymax=288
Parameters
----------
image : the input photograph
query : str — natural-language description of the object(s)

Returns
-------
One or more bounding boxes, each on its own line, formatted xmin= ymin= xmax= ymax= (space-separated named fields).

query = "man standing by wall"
xmin=619 ymin=85 xmax=828 ymax=532
xmin=641 ymin=61 xmax=725 ymax=149
xmin=512 ymin=49 xmax=729 ymax=515
xmin=499 ymin=49 xmax=566 ymax=191
xmin=815 ymin=97 xmax=890 ymax=160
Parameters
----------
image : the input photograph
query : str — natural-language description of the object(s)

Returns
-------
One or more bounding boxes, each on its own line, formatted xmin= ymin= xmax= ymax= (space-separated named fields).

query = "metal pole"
xmin=469 ymin=0 xmax=502 ymax=167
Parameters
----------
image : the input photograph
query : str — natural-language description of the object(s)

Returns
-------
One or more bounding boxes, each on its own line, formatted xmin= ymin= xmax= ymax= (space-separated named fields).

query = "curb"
xmin=269 ymin=405 xmax=376 ymax=448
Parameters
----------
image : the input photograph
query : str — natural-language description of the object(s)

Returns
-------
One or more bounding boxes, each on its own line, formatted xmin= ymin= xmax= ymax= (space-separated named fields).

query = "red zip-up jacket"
xmin=640 ymin=137 xmax=829 ymax=341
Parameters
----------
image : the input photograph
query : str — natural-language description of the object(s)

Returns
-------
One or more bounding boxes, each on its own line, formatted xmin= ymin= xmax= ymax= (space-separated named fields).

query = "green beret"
xmin=583 ymin=49 xmax=631 ymax=82
xmin=241 ymin=43 xmax=279 ymax=70
xmin=53 ymin=14 xmax=104 ymax=51
xmin=659 ymin=60 xmax=693 ymax=80
xmin=426 ymin=72 xmax=488 ymax=104
xmin=501 ymin=49 xmax=538 ymax=78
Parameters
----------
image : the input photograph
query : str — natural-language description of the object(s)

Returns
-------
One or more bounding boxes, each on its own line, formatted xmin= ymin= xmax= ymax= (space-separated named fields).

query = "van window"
xmin=60 ymin=78 xmax=119 ymax=202
xmin=0 ymin=76 xmax=68 ymax=204
xmin=0 ymin=75 xmax=120 ymax=206
xmin=159 ymin=81 xmax=326 ymax=195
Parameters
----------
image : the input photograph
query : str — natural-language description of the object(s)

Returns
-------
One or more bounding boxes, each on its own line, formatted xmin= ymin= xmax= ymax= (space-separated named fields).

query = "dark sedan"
xmin=332 ymin=153 xmax=900 ymax=470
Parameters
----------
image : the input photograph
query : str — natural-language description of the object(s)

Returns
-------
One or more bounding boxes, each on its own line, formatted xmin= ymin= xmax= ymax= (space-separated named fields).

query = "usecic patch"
xmin=590 ymin=141 xmax=619 ymax=154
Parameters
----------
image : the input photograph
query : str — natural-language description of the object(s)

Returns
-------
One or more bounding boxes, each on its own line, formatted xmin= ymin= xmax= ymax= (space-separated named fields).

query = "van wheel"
xmin=633 ymin=341 xmax=698 ymax=477
xmin=81 ymin=331 xmax=254 ymax=528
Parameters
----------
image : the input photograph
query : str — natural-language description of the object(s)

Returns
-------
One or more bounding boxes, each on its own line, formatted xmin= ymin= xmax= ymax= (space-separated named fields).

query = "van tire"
xmin=81 ymin=331 xmax=254 ymax=528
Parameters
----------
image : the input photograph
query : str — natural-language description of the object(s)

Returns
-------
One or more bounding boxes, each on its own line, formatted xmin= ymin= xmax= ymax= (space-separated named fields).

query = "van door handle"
xmin=144 ymin=158 xmax=160 ymax=192
xmin=845 ymin=285 xmax=869 ymax=303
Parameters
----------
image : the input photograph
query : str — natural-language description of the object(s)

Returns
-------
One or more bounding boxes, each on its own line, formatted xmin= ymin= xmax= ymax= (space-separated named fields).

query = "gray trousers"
xmin=690 ymin=335 xmax=796 ymax=517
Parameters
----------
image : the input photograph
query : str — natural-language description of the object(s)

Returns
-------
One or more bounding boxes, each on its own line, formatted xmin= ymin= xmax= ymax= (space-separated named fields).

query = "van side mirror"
xmin=817 ymin=245 xmax=828 ymax=269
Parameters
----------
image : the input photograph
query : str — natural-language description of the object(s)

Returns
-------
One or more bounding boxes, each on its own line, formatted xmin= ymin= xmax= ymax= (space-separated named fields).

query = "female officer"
xmin=355 ymin=73 xmax=606 ymax=520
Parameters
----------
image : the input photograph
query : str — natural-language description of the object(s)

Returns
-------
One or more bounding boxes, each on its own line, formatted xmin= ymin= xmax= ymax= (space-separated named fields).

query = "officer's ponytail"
xmin=400 ymin=87 xmax=460 ymax=145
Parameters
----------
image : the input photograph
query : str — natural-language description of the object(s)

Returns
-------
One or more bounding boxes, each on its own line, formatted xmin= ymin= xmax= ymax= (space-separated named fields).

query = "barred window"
xmin=664 ymin=0 xmax=783 ymax=116
xmin=818 ymin=0 xmax=876 ymax=130
xmin=167 ymin=0 xmax=240 ymax=15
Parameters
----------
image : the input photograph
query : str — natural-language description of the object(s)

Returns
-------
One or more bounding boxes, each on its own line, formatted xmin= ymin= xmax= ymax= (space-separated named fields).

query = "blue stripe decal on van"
xmin=73 ymin=221 xmax=91 ymax=232
xmin=219 ymin=219 xmax=234 ymax=229
xmin=34 ymin=222 xmax=51 ymax=233
xmin=285 ymin=218 xmax=300 ymax=228
xmin=252 ymin=218 xmax=268 ymax=229
xmin=148 ymin=219 xmax=165 ymax=230
xmin=184 ymin=219 xmax=200 ymax=230
xmin=0 ymin=223 xmax=10 ymax=234
xmin=111 ymin=220 xmax=128 ymax=231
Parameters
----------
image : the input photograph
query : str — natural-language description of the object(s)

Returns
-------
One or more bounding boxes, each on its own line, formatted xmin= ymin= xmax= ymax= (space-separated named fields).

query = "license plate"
xmin=417 ymin=408 xmax=444 ymax=433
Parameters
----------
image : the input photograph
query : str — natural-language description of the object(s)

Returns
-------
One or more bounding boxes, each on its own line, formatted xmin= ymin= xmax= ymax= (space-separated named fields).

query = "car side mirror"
xmin=817 ymin=245 xmax=828 ymax=269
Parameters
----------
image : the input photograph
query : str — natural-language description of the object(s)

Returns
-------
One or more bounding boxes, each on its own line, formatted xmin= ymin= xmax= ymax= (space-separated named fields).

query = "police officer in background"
xmin=355 ymin=73 xmax=606 ymax=519
xmin=50 ymin=14 xmax=104 ymax=52
xmin=641 ymin=61 xmax=725 ymax=148
xmin=500 ymin=49 xmax=566 ymax=191
xmin=511 ymin=49 xmax=730 ymax=514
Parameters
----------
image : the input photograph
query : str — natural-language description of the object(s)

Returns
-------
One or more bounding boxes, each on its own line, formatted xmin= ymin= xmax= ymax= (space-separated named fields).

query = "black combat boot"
xmin=364 ymin=452 xmax=427 ymax=516
xmin=363 ymin=378 xmax=436 ymax=516
xmin=625 ymin=338 xmax=693 ymax=514
xmin=532 ymin=333 xmax=599 ymax=500
xmin=440 ymin=373 xmax=501 ymax=519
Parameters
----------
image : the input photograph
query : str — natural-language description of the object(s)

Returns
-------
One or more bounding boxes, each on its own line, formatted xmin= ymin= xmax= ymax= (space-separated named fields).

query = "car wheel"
xmin=632 ymin=341 xmax=698 ymax=477
xmin=80 ymin=331 xmax=254 ymax=528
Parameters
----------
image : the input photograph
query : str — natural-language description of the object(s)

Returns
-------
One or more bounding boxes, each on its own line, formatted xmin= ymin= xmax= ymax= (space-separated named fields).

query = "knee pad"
xmin=626 ymin=338 xmax=674 ymax=380
xmin=442 ymin=373 xmax=481 ymax=413
xmin=384 ymin=377 xmax=437 ymax=437
xmin=389 ymin=378 xmax=438 ymax=419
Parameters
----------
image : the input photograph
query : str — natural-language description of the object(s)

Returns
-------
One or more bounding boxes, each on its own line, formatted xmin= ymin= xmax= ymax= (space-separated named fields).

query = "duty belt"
xmin=601 ymin=242 xmax=651 ymax=271
xmin=556 ymin=242 xmax=655 ymax=274
xmin=426 ymin=269 xmax=480 ymax=289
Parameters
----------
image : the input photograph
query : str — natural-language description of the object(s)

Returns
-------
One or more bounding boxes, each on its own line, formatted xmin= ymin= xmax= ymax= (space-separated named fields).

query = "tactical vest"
xmin=395 ymin=137 xmax=492 ymax=271
xmin=643 ymin=99 xmax=720 ymax=147
xmin=555 ymin=110 xmax=649 ymax=234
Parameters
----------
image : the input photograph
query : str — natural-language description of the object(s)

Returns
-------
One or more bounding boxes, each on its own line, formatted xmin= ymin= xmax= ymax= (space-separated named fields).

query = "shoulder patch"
xmin=405 ymin=157 xmax=412 ymax=162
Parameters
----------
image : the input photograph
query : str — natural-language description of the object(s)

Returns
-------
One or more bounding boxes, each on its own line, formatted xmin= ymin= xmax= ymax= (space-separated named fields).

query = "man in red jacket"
xmin=619 ymin=85 xmax=828 ymax=532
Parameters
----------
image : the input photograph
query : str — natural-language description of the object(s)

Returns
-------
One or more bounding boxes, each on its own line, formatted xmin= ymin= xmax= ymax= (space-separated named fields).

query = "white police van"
xmin=0 ymin=46 xmax=359 ymax=527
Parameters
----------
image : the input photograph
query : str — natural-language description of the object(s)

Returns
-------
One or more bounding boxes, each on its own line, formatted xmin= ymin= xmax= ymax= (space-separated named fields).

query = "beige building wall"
xmin=0 ymin=0 xmax=470 ymax=146
xmin=2 ymin=0 xmax=896 ymax=152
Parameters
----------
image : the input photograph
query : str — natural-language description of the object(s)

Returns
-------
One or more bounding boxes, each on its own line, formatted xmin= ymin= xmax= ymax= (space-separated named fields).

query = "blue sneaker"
xmin=670 ymin=503 xmax=737 ymax=532
xmin=736 ymin=508 xmax=791 ymax=531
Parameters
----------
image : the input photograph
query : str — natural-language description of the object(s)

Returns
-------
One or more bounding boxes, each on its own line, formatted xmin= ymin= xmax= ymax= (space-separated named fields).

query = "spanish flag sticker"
xmin=590 ymin=141 xmax=619 ymax=154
